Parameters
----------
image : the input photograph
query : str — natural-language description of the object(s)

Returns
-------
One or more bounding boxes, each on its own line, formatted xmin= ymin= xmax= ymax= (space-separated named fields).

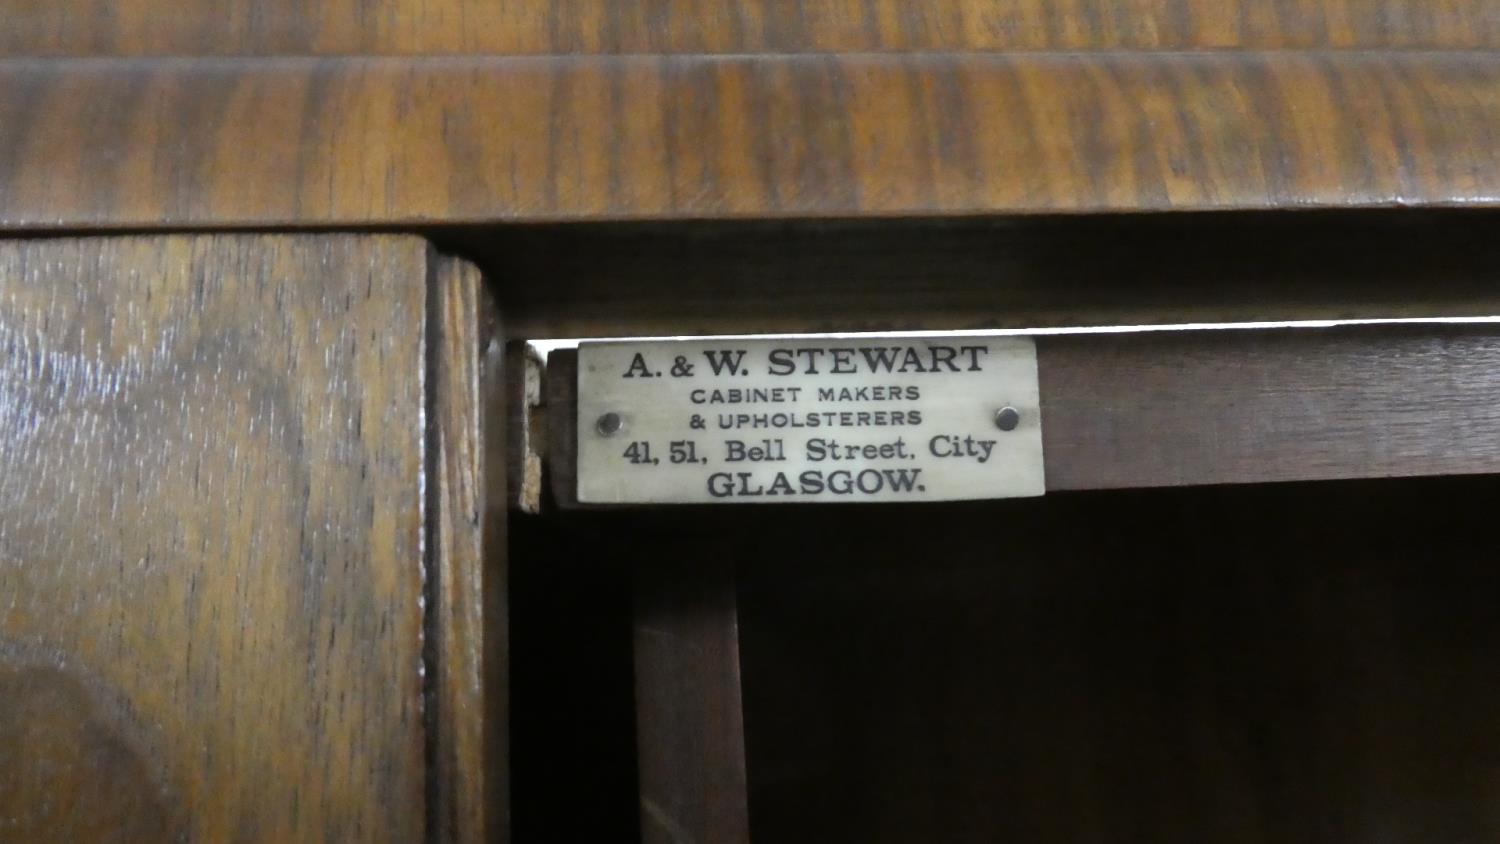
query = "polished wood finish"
xmin=5 ymin=3 xmax=1499 ymax=839
xmin=0 ymin=235 xmax=428 ymax=841
xmin=429 ymin=254 xmax=505 ymax=843
xmin=3 ymin=0 xmax=1495 ymax=55
xmin=2 ymin=51 xmax=1499 ymax=228
xmin=477 ymin=213 xmax=1500 ymax=340
xmin=545 ymin=324 xmax=1500 ymax=504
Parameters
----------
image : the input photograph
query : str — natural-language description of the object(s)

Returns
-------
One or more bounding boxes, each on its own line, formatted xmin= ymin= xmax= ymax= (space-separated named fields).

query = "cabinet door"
xmin=0 ymin=236 xmax=438 ymax=841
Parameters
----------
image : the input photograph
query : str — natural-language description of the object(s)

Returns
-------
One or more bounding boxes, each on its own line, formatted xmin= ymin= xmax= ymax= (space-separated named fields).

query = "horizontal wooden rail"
xmin=546 ymin=324 xmax=1500 ymax=505
xmin=2 ymin=52 xmax=1498 ymax=227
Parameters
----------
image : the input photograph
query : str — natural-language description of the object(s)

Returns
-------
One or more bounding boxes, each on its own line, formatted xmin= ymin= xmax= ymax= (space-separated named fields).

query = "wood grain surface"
xmin=429 ymin=253 xmax=505 ymax=844
xmin=3 ymin=0 xmax=1496 ymax=55
xmin=0 ymin=235 xmax=428 ymax=841
xmin=1042 ymin=325 xmax=1500 ymax=490
xmin=1 ymin=50 xmax=1498 ymax=227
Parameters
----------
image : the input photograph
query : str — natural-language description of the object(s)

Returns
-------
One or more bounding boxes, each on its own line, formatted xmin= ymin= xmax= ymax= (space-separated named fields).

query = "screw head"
xmin=995 ymin=406 xmax=1021 ymax=432
xmin=596 ymin=412 xmax=623 ymax=436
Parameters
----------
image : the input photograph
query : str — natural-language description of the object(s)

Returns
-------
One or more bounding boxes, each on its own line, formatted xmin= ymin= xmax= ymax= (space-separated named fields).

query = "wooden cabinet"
xmin=5 ymin=3 xmax=1500 ymax=842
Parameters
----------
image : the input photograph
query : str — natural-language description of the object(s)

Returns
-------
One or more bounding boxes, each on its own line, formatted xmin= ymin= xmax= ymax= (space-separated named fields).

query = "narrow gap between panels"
xmin=524 ymin=315 xmax=1500 ymax=359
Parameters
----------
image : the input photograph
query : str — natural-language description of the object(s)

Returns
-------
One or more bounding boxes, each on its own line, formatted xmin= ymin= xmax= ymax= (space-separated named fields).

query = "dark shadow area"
xmin=739 ymin=476 xmax=1500 ymax=843
xmin=439 ymin=209 xmax=1500 ymax=339
xmin=512 ymin=473 xmax=1500 ymax=842
xmin=508 ymin=512 xmax=642 ymax=844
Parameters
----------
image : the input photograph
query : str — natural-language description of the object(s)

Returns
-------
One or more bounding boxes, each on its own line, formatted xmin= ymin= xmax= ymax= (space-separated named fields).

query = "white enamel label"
xmin=576 ymin=337 xmax=1045 ymax=504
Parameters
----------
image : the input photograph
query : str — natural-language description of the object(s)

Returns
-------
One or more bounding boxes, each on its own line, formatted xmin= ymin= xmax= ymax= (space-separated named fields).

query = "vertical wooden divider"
xmin=634 ymin=556 xmax=752 ymax=844
xmin=429 ymin=251 xmax=508 ymax=843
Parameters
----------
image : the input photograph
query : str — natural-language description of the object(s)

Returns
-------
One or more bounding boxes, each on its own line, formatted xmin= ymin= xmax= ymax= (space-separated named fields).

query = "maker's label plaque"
xmin=576 ymin=337 xmax=1044 ymax=504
